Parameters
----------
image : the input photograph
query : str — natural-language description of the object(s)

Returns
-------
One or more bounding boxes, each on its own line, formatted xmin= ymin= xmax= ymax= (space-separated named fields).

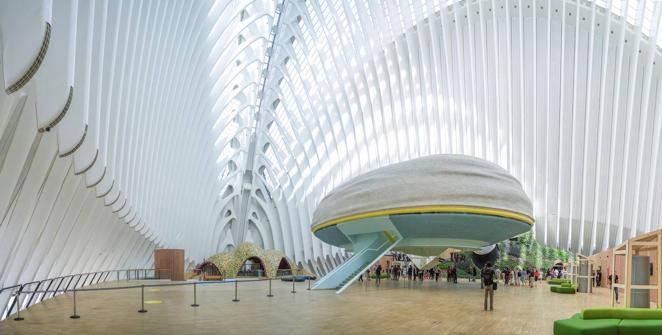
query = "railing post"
xmin=117 ymin=271 xmax=120 ymax=282
xmin=70 ymin=289 xmax=80 ymax=319
xmin=138 ymin=285 xmax=147 ymax=313
xmin=291 ymin=278 xmax=296 ymax=294
xmin=13 ymin=291 xmax=24 ymax=321
xmin=191 ymin=282 xmax=199 ymax=307
xmin=232 ymin=281 xmax=240 ymax=302
xmin=267 ymin=279 xmax=273 ymax=297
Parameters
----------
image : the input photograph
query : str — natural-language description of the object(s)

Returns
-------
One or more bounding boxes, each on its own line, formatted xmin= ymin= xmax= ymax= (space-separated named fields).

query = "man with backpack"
xmin=482 ymin=263 xmax=496 ymax=311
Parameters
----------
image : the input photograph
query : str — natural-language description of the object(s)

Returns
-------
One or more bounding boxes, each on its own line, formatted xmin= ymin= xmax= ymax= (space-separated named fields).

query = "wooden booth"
xmin=154 ymin=249 xmax=185 ymax=281
xmin=611 ymin=229 xmax=661 ymax=308
xmin=568 ymin=254 xmax=594 ymax=293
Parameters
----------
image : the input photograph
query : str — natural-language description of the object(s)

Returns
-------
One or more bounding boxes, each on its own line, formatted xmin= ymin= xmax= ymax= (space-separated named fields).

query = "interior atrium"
xmin=1 ymin=0 xmax=662 ymax=334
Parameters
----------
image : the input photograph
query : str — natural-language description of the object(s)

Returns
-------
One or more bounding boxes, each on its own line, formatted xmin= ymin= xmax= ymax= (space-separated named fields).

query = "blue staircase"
xmin=313 ymin=230 xmax=401 ymax=294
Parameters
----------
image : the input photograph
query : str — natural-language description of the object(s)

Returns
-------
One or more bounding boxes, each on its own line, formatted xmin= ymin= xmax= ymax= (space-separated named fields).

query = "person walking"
xmin=608 ymin=274 xmax=619 ymax=303
xmin=482 ymin=263 xmax=496 ymax=311
xmin=375 ymin=264 xmax=382 ymax=285
xmin=519 ymin=269 xmax=526 ymax=286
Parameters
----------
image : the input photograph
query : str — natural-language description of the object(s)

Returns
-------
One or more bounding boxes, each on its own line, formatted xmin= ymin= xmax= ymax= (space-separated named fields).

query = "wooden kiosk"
xmin=570 ymin=254 xmax=594 ymax=293
xmin=611 ymin=229 xmax=661 ymax=308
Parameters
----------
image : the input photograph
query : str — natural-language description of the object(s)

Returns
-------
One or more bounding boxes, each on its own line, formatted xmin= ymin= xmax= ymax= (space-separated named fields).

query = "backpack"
xmin=482 ymin=268 xmax=494 ymax=285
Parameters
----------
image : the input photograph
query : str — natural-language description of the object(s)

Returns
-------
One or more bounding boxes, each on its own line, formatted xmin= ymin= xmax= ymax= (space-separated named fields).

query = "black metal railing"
xmin=0 ymin=268 xmax=166 ymax=321
xmin=3 ymin=276 xmax=315 ymax=321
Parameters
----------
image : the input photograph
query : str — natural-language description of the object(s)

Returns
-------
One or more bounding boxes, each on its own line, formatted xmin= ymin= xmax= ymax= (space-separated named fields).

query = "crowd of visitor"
xmin=354 ymin=257 xmax=622 ymax=313
xmin=354 ymin=259 xmax=617 ymax=312
xmin=357 ymin=261 xmax=562 ymax=288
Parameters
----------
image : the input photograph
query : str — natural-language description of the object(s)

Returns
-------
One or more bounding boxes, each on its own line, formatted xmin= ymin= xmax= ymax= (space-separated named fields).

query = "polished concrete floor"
xmin=0 ymin=278 xmax=613 ymax=334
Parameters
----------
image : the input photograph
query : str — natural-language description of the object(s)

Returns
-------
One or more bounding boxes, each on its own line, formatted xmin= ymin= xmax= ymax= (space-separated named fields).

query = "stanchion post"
xmin=70 ymin=289 xmax=80 ymax=319
xmin=291 ymin=278 xmax=296 ymax=294
xmin=191 ymin=282 xmax=199 ymax=307
xmin=232 ymin=281 xmax=240 ymax=302
xmin=138 ymin=285 xmax=147 ymax=313
xmin=267 ymin=279 xmax=273 ymax=297
xmin=307 ymin=278 xmax=311 ymax=290
xmin=117 ymin=271 xmax=120 ymax=282
xmin=13 ymin=292 xmax=24 ymax=321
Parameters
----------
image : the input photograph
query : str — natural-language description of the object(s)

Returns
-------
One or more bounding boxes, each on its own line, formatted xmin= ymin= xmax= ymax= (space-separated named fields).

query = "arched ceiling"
xmin=252 ymin=0 xmax=662 ymax=257
xmin=0 ymin=0 xmax=661 ymax=290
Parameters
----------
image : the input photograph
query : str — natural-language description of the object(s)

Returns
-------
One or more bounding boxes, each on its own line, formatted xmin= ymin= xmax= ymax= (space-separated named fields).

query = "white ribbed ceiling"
xmin=253 ymin=0 xmax=662 ymax=261
xmin=0 ymin=0 xmax=661 ymax=286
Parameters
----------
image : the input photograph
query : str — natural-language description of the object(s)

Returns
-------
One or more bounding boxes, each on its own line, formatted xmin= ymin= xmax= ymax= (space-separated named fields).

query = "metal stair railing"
xmin=314 ymin=232 xmax=401 ymax=290
xmin=311 ymin=244 xmax=374 ymax=289
xmin=313 ymin=230 xmax=397 ymax=288
xmin=335 ymin=235 xmax=402 ymax=294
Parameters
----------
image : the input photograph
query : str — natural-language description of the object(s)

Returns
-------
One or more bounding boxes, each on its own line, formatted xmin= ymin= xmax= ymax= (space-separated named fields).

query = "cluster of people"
xmin=358 ymin=264 xmax=414 ymax=283
xmin=479 ymin=263 xmax=544 ymax=311
xmin=546 ymin=268 xmax=566 ymax=279
xmin=353 ymin=260 xmax=578 ymax=312
xmin=501 ymin=267 xmax=540 ymax=288
xmin=357 ymin=262 xmax=484 ymax=285
xmin=446 ymin=267 xmax=458 ymax=283
xmin=353 ymin=257 xmax=626 ymax=313
xmin=358 ymin=264 xmax=386 ymax=285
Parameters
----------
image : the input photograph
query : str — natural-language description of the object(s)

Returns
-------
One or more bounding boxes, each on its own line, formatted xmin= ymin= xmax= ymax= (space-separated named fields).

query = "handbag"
xmin=492 ymin=282 xmax=498 ymax=290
